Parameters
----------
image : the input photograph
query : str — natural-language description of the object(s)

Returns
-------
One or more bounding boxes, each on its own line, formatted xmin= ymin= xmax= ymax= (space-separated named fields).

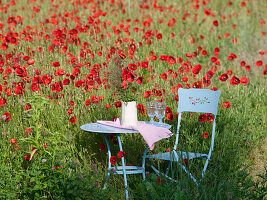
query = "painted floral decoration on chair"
xmin=189 ymin=97 xmax=210 ymax=105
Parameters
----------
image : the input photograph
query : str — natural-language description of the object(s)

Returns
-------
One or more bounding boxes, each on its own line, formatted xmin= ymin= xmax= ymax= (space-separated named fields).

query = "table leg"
xmin=142 ymin=145 xmax=149 ymax=180
xmin=103 ymin=134 xmax=111 ymax=189
xmin=117 ymin=134 xmax=129 ymax=200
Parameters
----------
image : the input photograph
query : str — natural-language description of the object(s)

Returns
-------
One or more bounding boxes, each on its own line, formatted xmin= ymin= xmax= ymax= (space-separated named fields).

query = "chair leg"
xmin=142 ymin=145 xmax=149 ymax=180
xmin=146 ymin=158 xmax=178 ymax=182
xmin=165 ymin=161 xmax=171 ymax=177
xmin=199 ymin=157 xmax=211 ymax=183
xmin=173 ymin=151 xmax=198 ymax=185
xmin=103 ymin=134 xmax=112 ymax=189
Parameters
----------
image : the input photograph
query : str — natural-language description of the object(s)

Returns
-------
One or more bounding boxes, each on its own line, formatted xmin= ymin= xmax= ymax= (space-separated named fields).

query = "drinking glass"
xmin=146 ymin=101 xmax=157 ymax=123
xmin=156 ymin=102 xmax=166 ymax=124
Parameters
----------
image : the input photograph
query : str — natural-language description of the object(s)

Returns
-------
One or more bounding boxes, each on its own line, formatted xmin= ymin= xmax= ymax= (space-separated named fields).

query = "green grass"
xmin=0 ymin=0 xmax=266 ymax=199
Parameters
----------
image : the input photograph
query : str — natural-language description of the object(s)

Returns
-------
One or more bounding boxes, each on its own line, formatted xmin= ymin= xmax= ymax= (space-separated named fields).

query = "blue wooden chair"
xmin=145 ymin=88 xmax=221 ymax=185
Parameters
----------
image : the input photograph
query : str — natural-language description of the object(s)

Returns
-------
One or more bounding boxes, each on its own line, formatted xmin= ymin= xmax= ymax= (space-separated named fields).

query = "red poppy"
xmin=192 ymin=64 xmax=202 ymax=75
xmin=114 ymin=101 xmax=122 ymax=108
xmin=170 ymin=32 xmax=175 ymax=38
xmin=136 ymin=77 xmax=143 ymax=84
xmin=24 ymin=104 xmax=31 ymax=111
xmin=117 ymin=151 xmax=125 ymax=158
xmin=185 ymin=84 xmax=191 ymax=88
xmin=210 ymin=87 xmax=218 ymax=91
xmin=182 ymin=159 xmax=189 ymax=167
xmin=218 ymin=73 xmax=228 ymax=82
xmin=157 ymin=176 xmax=162 ymax=184
xmin=15 ymin=86 xmax=24 ymax=95
xmin=54 ymin=69 xmax=65 ymax=76
xmin=53 ymin=61 xmax=60 ymax=67
xmin=213 ymin=20 xmax=219 ymax=27
xmin=156 ymin=90 xmax=162 ymax=97
xmin=202 ymin=65 xmax=211 ymax=75
xmin=167 ymin=113 xmax=174 ymax=121
xmin=156 ymin=33 xmax=162 ymax=39
xmin=67 ymin=109 xmax=73 ymax=115
xmin=141 ymin=61 xmax=148 ymax=68
xmin=238 ymin=1 xmax=245 ymax=6
xmin=15 ymin=67 xmax=27 ymax=77
xmin=161 ymin=72 xmax=167 ymax=80
xmin=229 ymin=76 xmax=240 ymax=85
xmin=137 ymin=104 xmax=146 ymax=116
xmin=207 ymin=113 xmax=214 ymax=123
xmin=227 ymin=70 xmax=233 ymax=76
xmin=2 ymin=112 xmax=11 ymax=122
xmin=245 ymin=65 xmax=251 ymax=71
xmin=69 ymin=116 xmax=77 ymax=124
xmin=198 ymin=114 xmax=207 ymax=122
xmin=222 ymin=101 xmax=231 ymax=108
xmin=240 ymin=61 xmax=246 ymax=67
xmin=110 ymin=156 xmax=117 ymax=165
xmin=263 ymin=69 xmax=267 ymax=76
xmin=24 ymin=154 xmax=31 ymax=161
xmin=43 ymin=143 xmax=48 ymax=148
xmin=240 ymin=77 xmax=248 ymax=85
xmin=0 ymin=97 xmax=7 ymax=107
xmin=177 ymin=57 xmax=183 ymax=63
xmin=129 ymin=43 xmax=136 ymax=52
xmin=10 ymin=139 xmax=17 ymax=144
xmin=256 ymin=60 xmax=263 ymax=67
xmin=128 ymin=63 xmax=137 ymax=71
xmin=167 ymin=56 xmax=176 ymax=65
xmin=14 ymin=145 xmax=19 ymax=151
xmin=30 ymin=83 xmax=40 ymax=92
xmin=197 ymin=46 xmax=202 ymax=52
xmin=75 ymin=80 xmax=83 ymax=88
xmin=99 ymin=144 xmax=106 ymax=151
xmin=203 ymin=132 xmax=209 ymax=139
xmin=165 ymin=107 xmax=172 ymax=114
xmin=126 ymin=71 xmax=135 ymax=83
xmin=171 ymin=72 xmax=178 ymax=79
xmin=185 ymin=53 xmax=192 ymax=58
xmin=69 ymin=101 xmax=74 ymax=106
xmin=32 ymin=147 xmax=38 ymax=153
xmin=121 ymin=69 xmax=127 ymax=80
xmin=63 ymin=79 xmax=70 ymax=85
xmin=35 ymin=69 xmax=41 ymax=76
xmin=105 ymin=104 xmax=111 ymax=109
xmin=25 ymin=128 xmax=33 ymax=134
xmin=202 ymin=50 xmax=208 ymax=56
xmin=202 ymin=77 xmax=211 ymax=87
xmin=192 ymin=81 xmax=202 ymax=88
xmin=174 ymin=95 xmax=179 ymax=102
xmin=144 ymin=91 xmax=151 ymax=98
xmin=210 ymin=57 xmax=217 ymax=63
xmin=182 ymin=76 xmax=188 ymax=82
xmin=27 ymin=60 xmax=35 ymax=65
xmin=228 ymin=55 xmax=234 ymax=61
xmin=54 ymin=81 xmax=64 ymax=92
xmin=214 ymin=47 xmax=220 ymax=53
xmin=259 ymin=51 xmax=265 ymax=55
xmin=41 ymin=74 xmax=52 ymax=86
xmin=224 ymin=33 xmax=230 ymax=38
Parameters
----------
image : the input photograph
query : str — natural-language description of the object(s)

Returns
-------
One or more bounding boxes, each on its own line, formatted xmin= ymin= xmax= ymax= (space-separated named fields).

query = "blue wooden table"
xmin=80 ymin=121 xmax=171 ymax=199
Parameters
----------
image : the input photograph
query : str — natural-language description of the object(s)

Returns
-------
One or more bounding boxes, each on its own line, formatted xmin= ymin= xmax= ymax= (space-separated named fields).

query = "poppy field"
xmin=0 ymin=0 xmax=266 ymax=199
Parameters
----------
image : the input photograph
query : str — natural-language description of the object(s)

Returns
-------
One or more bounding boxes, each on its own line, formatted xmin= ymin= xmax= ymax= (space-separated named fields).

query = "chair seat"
xmin=146 ymin=151 xmax=208 ymax=161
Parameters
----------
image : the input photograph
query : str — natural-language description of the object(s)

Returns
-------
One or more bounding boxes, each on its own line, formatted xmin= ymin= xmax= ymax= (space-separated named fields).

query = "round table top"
xmin=80 ymin=121 xmax=171 ymax=134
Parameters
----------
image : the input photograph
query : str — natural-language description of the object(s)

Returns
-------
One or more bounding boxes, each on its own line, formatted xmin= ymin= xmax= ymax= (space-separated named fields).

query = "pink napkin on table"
xmin=97 ymin=118 xmax=173 ymax=150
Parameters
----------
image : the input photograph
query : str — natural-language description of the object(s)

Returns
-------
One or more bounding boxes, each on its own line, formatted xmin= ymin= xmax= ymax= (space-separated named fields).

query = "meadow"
xmin=0 ymin=0 xmax=266 ymax=199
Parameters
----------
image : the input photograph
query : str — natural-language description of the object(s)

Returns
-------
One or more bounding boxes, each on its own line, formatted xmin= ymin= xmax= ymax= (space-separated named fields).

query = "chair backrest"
xmin=177 ymin=88 xmax=220 ymax=115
